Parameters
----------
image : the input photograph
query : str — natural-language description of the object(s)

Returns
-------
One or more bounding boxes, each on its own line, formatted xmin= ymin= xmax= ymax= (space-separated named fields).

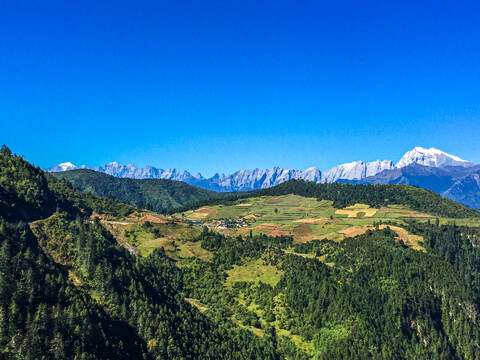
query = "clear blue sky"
xmin=2 ymin=1 xmax=480 ymax=176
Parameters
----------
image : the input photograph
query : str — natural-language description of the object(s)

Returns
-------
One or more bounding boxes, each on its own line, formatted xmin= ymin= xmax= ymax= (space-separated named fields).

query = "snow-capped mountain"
xmin=322 ymin=160 xmax=395 ymax=183
xmin=396 ymin=147 xmax=474 ymax=168
xmin=45 ymin=147 xmax=476 ymax=193
xmin=211 ymin=167 xmax=322 ymax=192
xmin=46 ymin=162 xmax=79 ymax=172
xmin=88 ymin=162 xmax=197 ymax=181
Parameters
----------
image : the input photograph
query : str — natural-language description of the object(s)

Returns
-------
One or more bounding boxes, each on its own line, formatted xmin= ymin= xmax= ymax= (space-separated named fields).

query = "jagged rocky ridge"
xmin=47 ymin=146 xmax=480 ymax=208
xmin=47 ymin=161 xmax=396 ymax=192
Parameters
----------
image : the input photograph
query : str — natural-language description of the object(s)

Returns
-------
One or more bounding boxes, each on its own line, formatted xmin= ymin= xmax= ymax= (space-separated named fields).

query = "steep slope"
xmin=193 ymin=227 xmax=480 ymax=359
xmin=0 ymin=218 xmax=150 ymax=359
xmin=443 ymin=170 xmax=480 ymax=209
xmin=0 ymin=146 xmax=132 ymax=221
xmin=52 ymin=169 xmax=222 ymax=213
xmin=0 ymin=146 xmax=282 ymax=359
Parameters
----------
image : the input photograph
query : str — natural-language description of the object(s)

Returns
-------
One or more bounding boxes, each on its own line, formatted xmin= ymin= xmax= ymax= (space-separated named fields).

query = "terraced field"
xmin=174 ymin=194 xmax=469 ymax=246
xmin=102 ymin=194 xmax=480 ymax=261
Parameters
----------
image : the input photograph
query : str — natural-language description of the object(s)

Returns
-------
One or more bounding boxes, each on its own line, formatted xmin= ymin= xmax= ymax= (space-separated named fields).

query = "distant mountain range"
xmin=47 ymin=146 xmax=480 ymax=208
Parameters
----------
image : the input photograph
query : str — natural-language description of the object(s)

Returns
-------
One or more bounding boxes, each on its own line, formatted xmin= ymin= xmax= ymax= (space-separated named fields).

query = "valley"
xmin=5 ymin=1 xmax=480 ymax=358
xmin=3 ymin=146 xmax=480 ymax=359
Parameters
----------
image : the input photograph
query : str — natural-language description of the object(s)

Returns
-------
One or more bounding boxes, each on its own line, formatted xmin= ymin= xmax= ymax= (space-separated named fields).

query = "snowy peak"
xmin=301 ymin=167 xmax=322 ymax=182
xmin=46 ymin=162 xmax=78 ymax=172
xmin=396 ymin=147 xmax=472 ymax=168
xmin=59 ymin=162 xmax=77 ymax=171
xmin=45 ymin=146 xmax=476 ymax=192
xmin=322 ymin=160 xmax=394 ymax=183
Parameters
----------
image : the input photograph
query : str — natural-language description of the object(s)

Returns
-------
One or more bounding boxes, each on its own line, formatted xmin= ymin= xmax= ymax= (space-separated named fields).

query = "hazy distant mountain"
xmin=46 ymin=147 xmax=480 ymax=207
xmin=442 ymin=171 xmax=480 ymax=209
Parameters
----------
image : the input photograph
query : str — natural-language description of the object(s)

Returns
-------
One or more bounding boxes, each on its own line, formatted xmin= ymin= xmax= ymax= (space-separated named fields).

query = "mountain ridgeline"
xmin=52 ymin=169 xmax=222 ymax=213
xmin=47 ymin=146 xmax=480 ymax=209
xmin=48 ymin=160 xmax=479 ymax=218
xmin=0 ymin=146 xmax=133 ymax=222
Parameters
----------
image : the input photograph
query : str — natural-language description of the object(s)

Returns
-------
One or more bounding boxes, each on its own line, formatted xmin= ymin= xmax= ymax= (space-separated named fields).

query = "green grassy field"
xmin=225 ymin=258 xmax=284 ymax=289
xmin=104 ymin=194 xmax=480 ymax=261
xmin=173 ymin=194 xmax=471 ymax=246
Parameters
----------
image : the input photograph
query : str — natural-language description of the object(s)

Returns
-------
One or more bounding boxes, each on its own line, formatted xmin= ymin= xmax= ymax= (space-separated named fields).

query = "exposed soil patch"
xmin=267 ymin=230 xmax=291 ymax=237
xmin=379 ymin=225 xmax=409 ymax=244
xmin=339 ymin=226 xmax=371 ymax=237
xmin=141 ymin=215 xmax=168 ymax=224
xmin=90 ymin=211 xmax=116 ymax=221
xmin=293 ymin=223 xmax=313 ymax=237
xmin=195 ymin=208 xmax=217 ymax=215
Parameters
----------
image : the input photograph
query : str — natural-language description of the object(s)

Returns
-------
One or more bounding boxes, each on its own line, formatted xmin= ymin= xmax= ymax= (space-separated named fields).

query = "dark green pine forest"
xmin=2 ymin=145 xmax=480 ymax=359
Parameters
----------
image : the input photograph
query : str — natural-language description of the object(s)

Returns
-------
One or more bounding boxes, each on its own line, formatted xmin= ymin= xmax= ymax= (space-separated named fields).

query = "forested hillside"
xmin=0 ymin=146 xmax=133 ymax=222
xmin=3 ymin=145 xmax=480 ymax=359
xmin=0 ymin=147 xmax=280 ymax=359
xmin=52 ymin=169 xmax=222 ymax=213
xmin=192 ymin=227 xmax=480 ymax=359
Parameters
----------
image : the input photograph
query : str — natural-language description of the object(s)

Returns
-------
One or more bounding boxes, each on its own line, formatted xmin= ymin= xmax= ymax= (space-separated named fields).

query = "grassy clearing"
xmin=104 ymin=220 xmax=205 ymax=258
xmin=436 ymin=218 xmax=480 ymax=227
xmin=175 ymin=241 xmax=213 ymax=262
xmin=231 ymin=317 xmax=264 ymax=337
xmin=375 ymin=206 xmax=432 ymax=218
xmin=225 ymin=258 xmax=284 ymax=289
xmin=185 ymin=298 xmax=209 ymax=313
xmin=137 ymin=238 xmax=173 ymax=257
